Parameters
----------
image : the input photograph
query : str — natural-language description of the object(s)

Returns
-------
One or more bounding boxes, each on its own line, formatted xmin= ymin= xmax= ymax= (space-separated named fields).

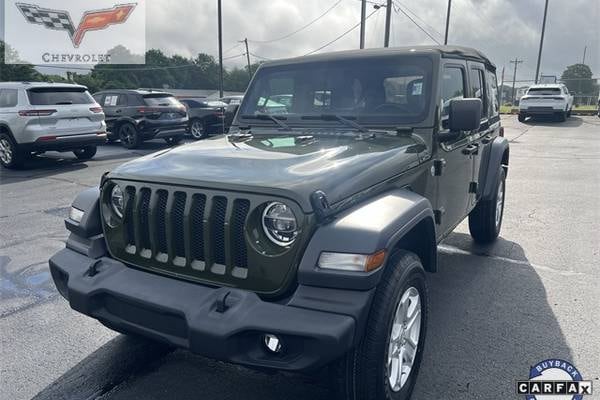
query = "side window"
xmin=116 ymin=94 xmax=127 ymax=106
xmin=470 ymin=68 xmax=487 ymax=119
xmin=127 ymin=94 xmax=142 ymax=106
xmin=92 ymin=94 xmax=104 ymax=104
xmin=486 ymin=70 xmax=499 ymax=118
xmin=441 ymin=66 xmax=465 ymax=118
xmin=0 ymin=89 xmax=18 ymax=108
xmin=104 ymin=95 xmax=118 ymax=107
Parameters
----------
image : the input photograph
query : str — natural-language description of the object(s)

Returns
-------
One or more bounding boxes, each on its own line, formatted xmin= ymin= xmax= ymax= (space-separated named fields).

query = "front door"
xmin=435 ymin=62 xmax=474 ymax=238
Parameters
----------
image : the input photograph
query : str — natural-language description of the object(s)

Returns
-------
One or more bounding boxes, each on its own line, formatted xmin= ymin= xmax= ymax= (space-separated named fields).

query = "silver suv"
xmin=0 ymin=82 xmax=107 ymax=169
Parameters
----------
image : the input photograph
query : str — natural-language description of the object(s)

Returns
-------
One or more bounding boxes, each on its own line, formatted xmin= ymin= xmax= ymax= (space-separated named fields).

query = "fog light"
xmin=263 ymin=334 xmax=283 ymax=354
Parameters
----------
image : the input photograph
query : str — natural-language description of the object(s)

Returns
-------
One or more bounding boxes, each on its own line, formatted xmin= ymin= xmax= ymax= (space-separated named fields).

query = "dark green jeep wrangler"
xmin=50 ymin=46 xmax=509 ymax=400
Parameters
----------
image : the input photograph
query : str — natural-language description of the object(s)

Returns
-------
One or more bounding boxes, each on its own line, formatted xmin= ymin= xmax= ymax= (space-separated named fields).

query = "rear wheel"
xmin=189 ymin=119 xmax=207 ymax=140
xmin=0 ymin=132 xmax=25 ymax=169
xmin=73 ymin=146 xmax=97 ymax=160
xmin=517 ymin=113 xmax=526 ymax=122
xmin=332 ymin=251 xmax=428 ymax=400
xmin=118 ymin=123 xmax=141 ymax=149
xmin=469 ymin=166 xmax=506 ymax=243
xmin=164 ymin=135 xmax=184 ymax=146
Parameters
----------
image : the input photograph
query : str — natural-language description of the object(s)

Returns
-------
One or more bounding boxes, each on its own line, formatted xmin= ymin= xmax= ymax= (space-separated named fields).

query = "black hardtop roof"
xmin=263 ymin=45 xmax=495 ymax=70
xmin=93 ymin=89 xmax=173 ymax=96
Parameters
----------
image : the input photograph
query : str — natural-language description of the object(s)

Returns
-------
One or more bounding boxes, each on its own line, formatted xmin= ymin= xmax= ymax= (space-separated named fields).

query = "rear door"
xmin=26 ymin=86 xmax=104 ymax=137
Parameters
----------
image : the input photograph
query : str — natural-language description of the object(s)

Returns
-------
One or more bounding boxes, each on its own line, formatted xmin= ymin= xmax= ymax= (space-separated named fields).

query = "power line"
xmin=249 ymin=52 xmax=272 ymax=61
xmin=393 ymin=1 xmax=444 ymax=40
xmin=305 ymin=7 xmax=380 ymax=55
xmin=391 ymin=0 xmax=441 ymax=45
xmin=248 ymin=0 xmax=343 ymax=44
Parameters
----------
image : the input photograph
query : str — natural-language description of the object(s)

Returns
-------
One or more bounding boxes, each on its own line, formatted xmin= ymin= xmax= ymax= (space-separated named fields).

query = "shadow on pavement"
xmin=523 ymin=115 xmax=584 ymax=127
xmin=31 ymin=233 xmax=570 ymax=400
xmin=413 ymin=232 xmax=572 ymax=399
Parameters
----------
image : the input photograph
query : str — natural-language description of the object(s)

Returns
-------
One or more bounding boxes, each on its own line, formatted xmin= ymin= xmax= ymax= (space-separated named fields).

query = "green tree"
xmin=0 ymin=40 xmax=42 ymax=81
xmin=561 ymin=64 xmax=596 ymax=96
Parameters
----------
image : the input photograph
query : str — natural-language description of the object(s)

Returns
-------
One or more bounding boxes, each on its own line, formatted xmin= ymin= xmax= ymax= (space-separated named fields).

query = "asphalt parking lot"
xmin=1 ymin=116 xmax=599 ymax=400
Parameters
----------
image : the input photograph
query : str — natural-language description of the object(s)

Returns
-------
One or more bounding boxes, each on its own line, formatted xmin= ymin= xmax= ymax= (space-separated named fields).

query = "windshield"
xmin=239 ymin=56 xmax=433 ymax=126
xmin=527 ymin=87 xmax=562 ymax=95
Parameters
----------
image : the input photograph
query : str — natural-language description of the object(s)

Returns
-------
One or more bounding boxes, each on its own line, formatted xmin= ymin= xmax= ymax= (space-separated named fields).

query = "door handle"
xmin=462 ymin=144 xmax=479 ymax=155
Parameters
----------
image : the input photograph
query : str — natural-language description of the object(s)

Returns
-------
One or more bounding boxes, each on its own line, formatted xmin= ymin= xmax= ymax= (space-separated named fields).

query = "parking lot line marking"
xmin=437 ymin=244 xmax=585 ymax=277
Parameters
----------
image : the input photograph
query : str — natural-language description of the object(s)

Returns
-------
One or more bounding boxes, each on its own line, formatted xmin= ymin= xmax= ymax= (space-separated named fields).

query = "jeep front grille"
xmin=118 ymin=186 xmax=250 ymax=277
xmin=102 ymin=180 xmax=309 ymax=295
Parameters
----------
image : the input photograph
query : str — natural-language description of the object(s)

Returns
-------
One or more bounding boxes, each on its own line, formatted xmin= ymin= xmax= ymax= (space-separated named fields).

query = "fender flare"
xmin=480 ymin=136 xmax=509 ymax=201
xmin=110 ymin=116 xmax=139 ymax=134
xmin=65 ymin=187 xmax=102 ymax=238
xmin=297 ymin=189 xmax=436 ymax=291
xmin=0 ymin=123 xmax=15 ymax=141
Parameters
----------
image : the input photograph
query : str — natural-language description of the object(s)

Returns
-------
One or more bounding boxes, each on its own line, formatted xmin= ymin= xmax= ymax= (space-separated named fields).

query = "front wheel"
xmin=518 ymin=113 xmax=526 ymax=122
xmin=118 ymin=123 xmax=141 ymax=149
xmin=469 ymin=167 xmax=506 ymax=243
xmin=332 ymin=251 xmax=428 ymax=400
xmin=73 ymin=146 xmax=97 ymax=160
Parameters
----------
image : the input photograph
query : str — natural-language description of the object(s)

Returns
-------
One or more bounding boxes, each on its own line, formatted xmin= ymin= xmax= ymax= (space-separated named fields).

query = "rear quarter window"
xmin=27 ymin=87 xmax=94 ymax=105
xmin=0 ymin=89 xmax=18 ymax=107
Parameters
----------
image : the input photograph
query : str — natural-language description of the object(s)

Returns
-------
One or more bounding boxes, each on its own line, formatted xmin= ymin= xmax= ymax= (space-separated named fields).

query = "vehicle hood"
xmin=108 ymin=131 xmax=423 ymax=211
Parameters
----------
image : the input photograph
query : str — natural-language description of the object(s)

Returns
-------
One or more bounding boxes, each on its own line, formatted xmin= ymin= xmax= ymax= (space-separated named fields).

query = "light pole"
xmin=359 ymin=0 xmax=367 ymax=49
xmin=384 ymin=0 xmax=392 ymax=47
xmin=444 ymin=0 xmax=451 ymax=45
xmin=217 ymin=0 xmax=224 ymax=98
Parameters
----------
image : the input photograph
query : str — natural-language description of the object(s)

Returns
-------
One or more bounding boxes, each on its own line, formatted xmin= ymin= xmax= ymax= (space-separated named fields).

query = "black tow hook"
xmin=86 ymin=259 xmax=102 ymax=277
xmin=215 ymin=291 xmax=231 ymax=313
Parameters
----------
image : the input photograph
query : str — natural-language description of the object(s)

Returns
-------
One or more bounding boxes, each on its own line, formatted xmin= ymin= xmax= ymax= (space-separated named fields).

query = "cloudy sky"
xmin=2 ymin=0 xmax=599 ymax=82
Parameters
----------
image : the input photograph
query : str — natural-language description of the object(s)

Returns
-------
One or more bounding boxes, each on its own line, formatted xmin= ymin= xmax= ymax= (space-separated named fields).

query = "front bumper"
xmin=49 ymin=247 xmax=369 ymax=371
xmin=20 ymin=132 xmax=107 ymax=152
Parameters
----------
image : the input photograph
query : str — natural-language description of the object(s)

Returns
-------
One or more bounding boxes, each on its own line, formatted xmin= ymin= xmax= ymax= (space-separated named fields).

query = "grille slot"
xmin=114 ymin=186 xmax=252 ymax=280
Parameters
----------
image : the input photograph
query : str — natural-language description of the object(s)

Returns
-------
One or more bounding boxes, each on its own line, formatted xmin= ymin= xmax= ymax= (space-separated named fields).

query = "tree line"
xmin=0 ymin=41 xmax=259 ymax=94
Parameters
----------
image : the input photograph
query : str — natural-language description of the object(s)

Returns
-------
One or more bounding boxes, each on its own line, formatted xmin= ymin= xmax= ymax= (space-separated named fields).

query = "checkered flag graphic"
xmin=15 ymin=3 xmax=75 ymax=41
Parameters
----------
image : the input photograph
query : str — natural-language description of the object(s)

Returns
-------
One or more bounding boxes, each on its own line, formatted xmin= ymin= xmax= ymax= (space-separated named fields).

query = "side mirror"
xmin=449 ymin=98 xmax=482 ymax=132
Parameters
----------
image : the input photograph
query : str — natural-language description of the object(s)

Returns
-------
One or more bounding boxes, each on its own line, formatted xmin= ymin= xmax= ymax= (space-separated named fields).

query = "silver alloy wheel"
xmin=387 ymin=286 xmax=421 ymax=392
xmin=0 ymin=138 xmax=13 ymax=165
xmin=495 ymin=178 xmax=505 ymax=228
xmin=190 ymin=120 xmax=204 ymax=139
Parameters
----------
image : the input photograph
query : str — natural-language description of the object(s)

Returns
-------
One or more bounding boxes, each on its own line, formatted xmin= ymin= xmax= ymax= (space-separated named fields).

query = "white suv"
xmin=518 ymin=84 xmax=573 ymax=122
xmin=0 ymin=82 xmax=107 ymax=169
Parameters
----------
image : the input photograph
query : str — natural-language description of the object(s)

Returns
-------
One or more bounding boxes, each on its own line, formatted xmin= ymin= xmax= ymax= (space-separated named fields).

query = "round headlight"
xmin=110 ymin=185 xmax=124 ymax=218
xmin=262 ymin=202 xmax=298 ymax=246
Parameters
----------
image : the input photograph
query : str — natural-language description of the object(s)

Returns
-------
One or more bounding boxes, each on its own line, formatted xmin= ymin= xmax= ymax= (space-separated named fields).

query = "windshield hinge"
xmin=433 ymin=208 xmax=445 ymax=225
xmin=469 ymin=182 xmax=478 ymax=193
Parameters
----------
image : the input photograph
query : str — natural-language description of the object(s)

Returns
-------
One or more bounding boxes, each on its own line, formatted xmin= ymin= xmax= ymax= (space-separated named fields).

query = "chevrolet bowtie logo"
xmin=15 ymin=2 xmax=136 ymax=47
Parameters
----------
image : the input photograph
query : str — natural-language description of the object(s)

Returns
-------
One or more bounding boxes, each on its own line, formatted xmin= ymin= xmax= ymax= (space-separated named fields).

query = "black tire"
xmin=118 ymin=123 xmax=141 ymax=149
xmin=189 ymin=118 xmax=208 ymax=140
xmin=164 ymin=135 xmax=184 ymax=146
xmin=469 ymin=167 xmax=506 ymax=244
xmin=332 ymin=251 xmax=428 ymax=400
xmin=517 ymin=113 xmax=526 ymax=122
xmin=566 ymin=108 xmax=572 ymax=118
xmin=0 ymin=132 xmax=25 ymax=169
xmin=73 ymin=146 xmax=97 ymax=160
xmin=556 ymin=111 xmax=567 ymax=122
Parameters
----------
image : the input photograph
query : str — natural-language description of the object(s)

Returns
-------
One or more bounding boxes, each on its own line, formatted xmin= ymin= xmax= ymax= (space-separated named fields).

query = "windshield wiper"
xmin=240 ymin=113 xmax=291 ymax=130
xmin=301 ymin=114 xmax=369 ymax=133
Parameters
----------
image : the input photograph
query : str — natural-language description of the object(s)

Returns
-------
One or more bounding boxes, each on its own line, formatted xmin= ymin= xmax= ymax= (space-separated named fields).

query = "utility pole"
xmin=534 ymin=0 xmax=548 ymax=84
xmin=242 ymin=38 xmax=252 ymax=79
xmin=217 ymin=0 xmax=224 ymax=98
xmin=359 ymin=0 xmax=367 ymax=49
xmin=444 ymin=0 xmax=452 ymax=45
xmin=510 ymin=58 xmax=524 ymax=104
xmin=384 ymin=0 xmax=392 ymax=47
xmin=582 ymin=45 xmax=587 ymax=64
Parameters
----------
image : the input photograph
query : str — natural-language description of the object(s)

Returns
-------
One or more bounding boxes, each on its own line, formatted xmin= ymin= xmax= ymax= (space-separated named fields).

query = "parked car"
xmin=221 ymin=96 xmax=244 ymax=131
xmin=518 ymin=83 xmax=573 ymax=122
xmin=93 ymin=89 xmax=188 ymax=149
xmin=0 ymin=82 xmax=106 ymax=169
xmin=50 ymin=46 xmax=508 ymax=400
xmin=179 ymin=99 xmax=228 ymax=139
